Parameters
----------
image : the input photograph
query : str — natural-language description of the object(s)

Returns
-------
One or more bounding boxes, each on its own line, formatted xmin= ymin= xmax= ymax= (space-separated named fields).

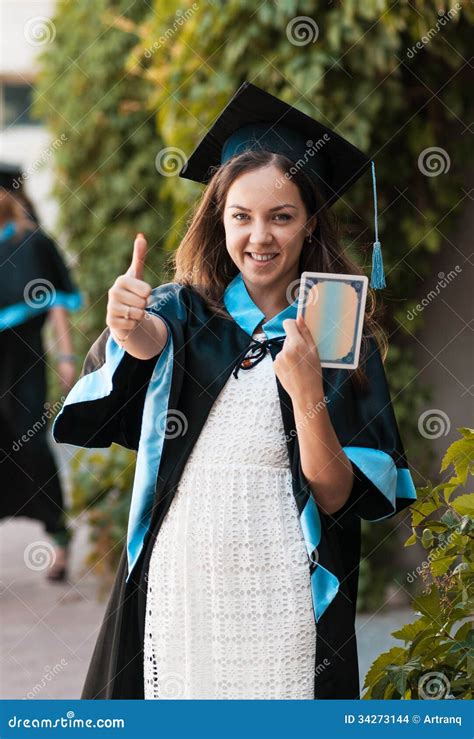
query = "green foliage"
xmin=363 ymin=429 xmax=474 ymax=699
xmin=33 ymin=0 xmax=171 ymax=348
xmin=69 ymin=446 xmax=135 ymax=592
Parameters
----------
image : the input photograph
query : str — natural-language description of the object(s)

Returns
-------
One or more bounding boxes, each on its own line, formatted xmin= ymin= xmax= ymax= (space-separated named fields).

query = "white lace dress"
xmin=143 ymin=330 xmax=316 ymax=699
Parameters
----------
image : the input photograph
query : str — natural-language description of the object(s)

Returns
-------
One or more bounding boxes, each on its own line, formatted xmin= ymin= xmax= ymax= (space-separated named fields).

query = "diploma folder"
xmin=296 ymin=271 xmax=368 ymax=370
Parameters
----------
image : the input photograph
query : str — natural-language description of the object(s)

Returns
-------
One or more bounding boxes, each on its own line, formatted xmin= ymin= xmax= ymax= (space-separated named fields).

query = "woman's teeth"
xmin=247 ymin=253 xmax=278 ymax=262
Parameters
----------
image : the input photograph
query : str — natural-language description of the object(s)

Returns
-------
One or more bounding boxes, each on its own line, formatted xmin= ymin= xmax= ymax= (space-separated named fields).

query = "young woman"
xmin=53 ymin=83 xmax=417 ymax=699
xmin=0 ymin=186 xmax=82 ymax=581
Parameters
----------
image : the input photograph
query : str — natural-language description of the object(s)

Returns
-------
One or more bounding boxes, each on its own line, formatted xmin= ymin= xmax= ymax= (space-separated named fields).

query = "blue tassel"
xmin=369 ymin=161 xmax=385 ymax=290
xmin=370 ymin=240 xmax=386 ymax=289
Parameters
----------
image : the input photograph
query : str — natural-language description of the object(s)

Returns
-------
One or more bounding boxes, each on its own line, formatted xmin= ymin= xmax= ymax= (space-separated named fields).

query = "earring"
xmin=307 ymin=232 xmax=313 ymax=243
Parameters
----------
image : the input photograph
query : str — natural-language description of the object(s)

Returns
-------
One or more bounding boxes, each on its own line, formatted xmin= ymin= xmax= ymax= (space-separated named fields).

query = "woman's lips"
xmin=245 ymin=252 xmax=279 ymax=265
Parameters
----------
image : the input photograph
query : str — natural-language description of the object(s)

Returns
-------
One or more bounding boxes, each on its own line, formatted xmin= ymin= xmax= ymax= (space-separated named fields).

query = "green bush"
xmin=69 ymin=446 xmax=135 ymax=592
xmin=363 ymin=428 xmax=473 ymax=699
xmin=33 ymin=0 xmax=170 ymax=347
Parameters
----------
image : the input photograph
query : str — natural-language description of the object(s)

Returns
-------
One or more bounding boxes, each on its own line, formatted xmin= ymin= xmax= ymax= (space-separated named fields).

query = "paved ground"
xmin=1 ymin=517 xmax=413 ymax=700
xmin=0 ymin=518 xmax=105 ymax=700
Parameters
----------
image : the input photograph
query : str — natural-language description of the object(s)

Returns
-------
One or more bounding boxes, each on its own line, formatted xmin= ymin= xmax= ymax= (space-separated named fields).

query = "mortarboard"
xmin=179 ymin=81 xmax=385 ymax=289
xmin=0 ymin=162 xmax=40 ymax=225
xmin=0 ymin=162 xmax=23 ymax=191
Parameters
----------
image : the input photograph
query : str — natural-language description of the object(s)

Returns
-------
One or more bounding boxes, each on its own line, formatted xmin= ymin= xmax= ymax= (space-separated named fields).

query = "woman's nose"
xmin=248 ymin=220 xmax=273 ymax=244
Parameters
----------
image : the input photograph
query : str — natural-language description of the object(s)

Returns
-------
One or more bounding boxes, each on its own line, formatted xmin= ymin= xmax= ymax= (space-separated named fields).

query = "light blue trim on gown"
xmin=0 ymin=290 xmax=83 ymax=330
xmin=0 ymin=219 xmax=83 ymax=329
xmin=125 ymin=328 xmax=174 ymax=580
xmin=53 ymin=326 xmax=176 ymax=581
xmin=343 ymin=446 xmax=417 ymax=520
xmin=223 ymin=271 xmax=298 ymax=338
xmin=53 ymin=332 xmax=125 ymax=414
xmin=300 ymin=493 xmax=340 ymax=620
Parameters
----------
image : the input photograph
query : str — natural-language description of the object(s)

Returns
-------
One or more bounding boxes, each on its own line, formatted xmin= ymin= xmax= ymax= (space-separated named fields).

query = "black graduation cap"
xmin=179 ymin=81 xmax=386 ymax=289
xmin=0 ymin=162 xmax=23 ymax=191
xmin=0 ymin=162 xmax=40 ymax=225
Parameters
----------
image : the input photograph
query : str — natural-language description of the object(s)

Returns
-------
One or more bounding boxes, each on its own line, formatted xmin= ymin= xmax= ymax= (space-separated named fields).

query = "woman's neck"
xmin=245 ymin=285 xmax=291 ymax=323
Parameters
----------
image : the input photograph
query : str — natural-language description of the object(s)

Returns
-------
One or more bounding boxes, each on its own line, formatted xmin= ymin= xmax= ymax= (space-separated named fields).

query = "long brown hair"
xmin=169 ymin=149 xmax=387 ymax=389
xmin=0 ymin=187 xmax=36 ymax=238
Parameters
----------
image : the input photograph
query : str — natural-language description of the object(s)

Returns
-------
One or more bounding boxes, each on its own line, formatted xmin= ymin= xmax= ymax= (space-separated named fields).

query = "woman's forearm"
xmin=293 ymin=392 xmax=353 ymax=515
xmin=110 ymin=313 xmax=168 ymax=360
xmin=48 ymin=306 xmax=74 ymax=354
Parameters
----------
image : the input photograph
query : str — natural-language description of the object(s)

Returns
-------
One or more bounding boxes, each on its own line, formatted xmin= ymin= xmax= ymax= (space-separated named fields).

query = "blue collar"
xmin=0 ymin=221 xmax=16 ymax=242
xmin=223 ymin=271 xmax=297 ymax=340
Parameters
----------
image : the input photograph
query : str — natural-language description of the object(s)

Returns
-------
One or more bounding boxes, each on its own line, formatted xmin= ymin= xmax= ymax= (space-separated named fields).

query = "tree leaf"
xmin=441 ymin=435 xmax=474 ymax=484
xmin=392 ymin=619 xmax=428 ymax=642
xmin=363 ymin=647 xmax=407 ymax=690
xmin=413 ymin=589 xmax=441 ymax=621
xmin=451 ymin=494 xmax=474 ymax=517
xmin=404 ymin=530 xmax=417 ymax=547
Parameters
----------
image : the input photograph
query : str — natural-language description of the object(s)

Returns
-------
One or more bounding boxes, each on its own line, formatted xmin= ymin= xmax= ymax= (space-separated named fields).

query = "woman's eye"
xmin=232 ymin=213 xmax=292 ymax=222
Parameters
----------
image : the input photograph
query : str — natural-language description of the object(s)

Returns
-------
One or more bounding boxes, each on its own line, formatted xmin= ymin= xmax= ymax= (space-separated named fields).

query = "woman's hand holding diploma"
xmin=106 ymin=234 xmax=168 ymax=360
xmin=273 ymin=314 xmax=324 ymax=403
xmin=274 ymin=314 xmax=353 ymax=515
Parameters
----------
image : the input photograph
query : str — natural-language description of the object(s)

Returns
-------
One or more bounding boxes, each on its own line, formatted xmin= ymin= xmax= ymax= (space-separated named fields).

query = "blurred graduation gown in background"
xmin=0 ymin=217 xmax=82 ymax=537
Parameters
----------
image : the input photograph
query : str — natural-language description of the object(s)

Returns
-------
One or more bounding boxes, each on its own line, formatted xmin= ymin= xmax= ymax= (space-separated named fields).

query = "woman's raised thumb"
xmin=127 ymin=233 xmax=147 ymax=279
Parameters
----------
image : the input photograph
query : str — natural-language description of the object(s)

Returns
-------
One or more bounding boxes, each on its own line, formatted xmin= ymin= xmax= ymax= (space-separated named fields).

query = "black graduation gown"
xmin=52 ymin=275 xmax=417 ymax=699
xmin=0 ymin=224 xmax=82 ymax=534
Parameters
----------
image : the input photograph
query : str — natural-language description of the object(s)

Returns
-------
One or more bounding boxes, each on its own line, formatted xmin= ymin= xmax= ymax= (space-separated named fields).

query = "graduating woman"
xmin=53 ymin=82 xmax=417 ymax=699
xmin=0 ymin=183 xmax=82 ymax=581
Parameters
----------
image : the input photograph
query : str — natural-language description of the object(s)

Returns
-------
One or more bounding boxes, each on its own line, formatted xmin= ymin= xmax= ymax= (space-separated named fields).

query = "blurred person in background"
xmin=0 ymin=170 xmax=82 ymax=582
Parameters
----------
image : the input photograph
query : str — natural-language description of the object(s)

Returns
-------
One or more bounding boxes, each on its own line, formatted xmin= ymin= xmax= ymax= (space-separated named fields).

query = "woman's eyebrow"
xmin=227 ymin=203 xmax=298 ymax=211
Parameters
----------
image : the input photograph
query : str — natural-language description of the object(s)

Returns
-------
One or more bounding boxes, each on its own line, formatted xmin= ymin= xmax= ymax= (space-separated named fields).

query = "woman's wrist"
xmin=292 ymin=388 xmax=327 ymax=414
xmin=57 ymin=353 xmax=77 ymax=364
xmin=110 ymin=314 xmax=166 ymax=360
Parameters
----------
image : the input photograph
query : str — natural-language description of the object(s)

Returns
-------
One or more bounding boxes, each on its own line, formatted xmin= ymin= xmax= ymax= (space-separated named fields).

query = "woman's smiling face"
xmin=223 ymin=164 xmax=316 ymax=295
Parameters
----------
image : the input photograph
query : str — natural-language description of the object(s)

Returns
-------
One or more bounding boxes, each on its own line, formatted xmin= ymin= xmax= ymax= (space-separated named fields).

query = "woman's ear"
xmin=306 ymin=214 xmax=317 ymax=240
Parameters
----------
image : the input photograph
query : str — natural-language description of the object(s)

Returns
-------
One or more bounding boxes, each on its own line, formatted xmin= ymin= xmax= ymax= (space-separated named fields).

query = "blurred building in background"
xmin=0 ymin=0 xmax=57 ymax=229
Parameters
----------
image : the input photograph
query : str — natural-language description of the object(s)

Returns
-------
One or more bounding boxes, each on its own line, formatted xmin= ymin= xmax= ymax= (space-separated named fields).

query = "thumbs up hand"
xmin=126 ymin=232 xmax=147 ymax=280
xmin=107 ymin=233 xmax=153 ymax=345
